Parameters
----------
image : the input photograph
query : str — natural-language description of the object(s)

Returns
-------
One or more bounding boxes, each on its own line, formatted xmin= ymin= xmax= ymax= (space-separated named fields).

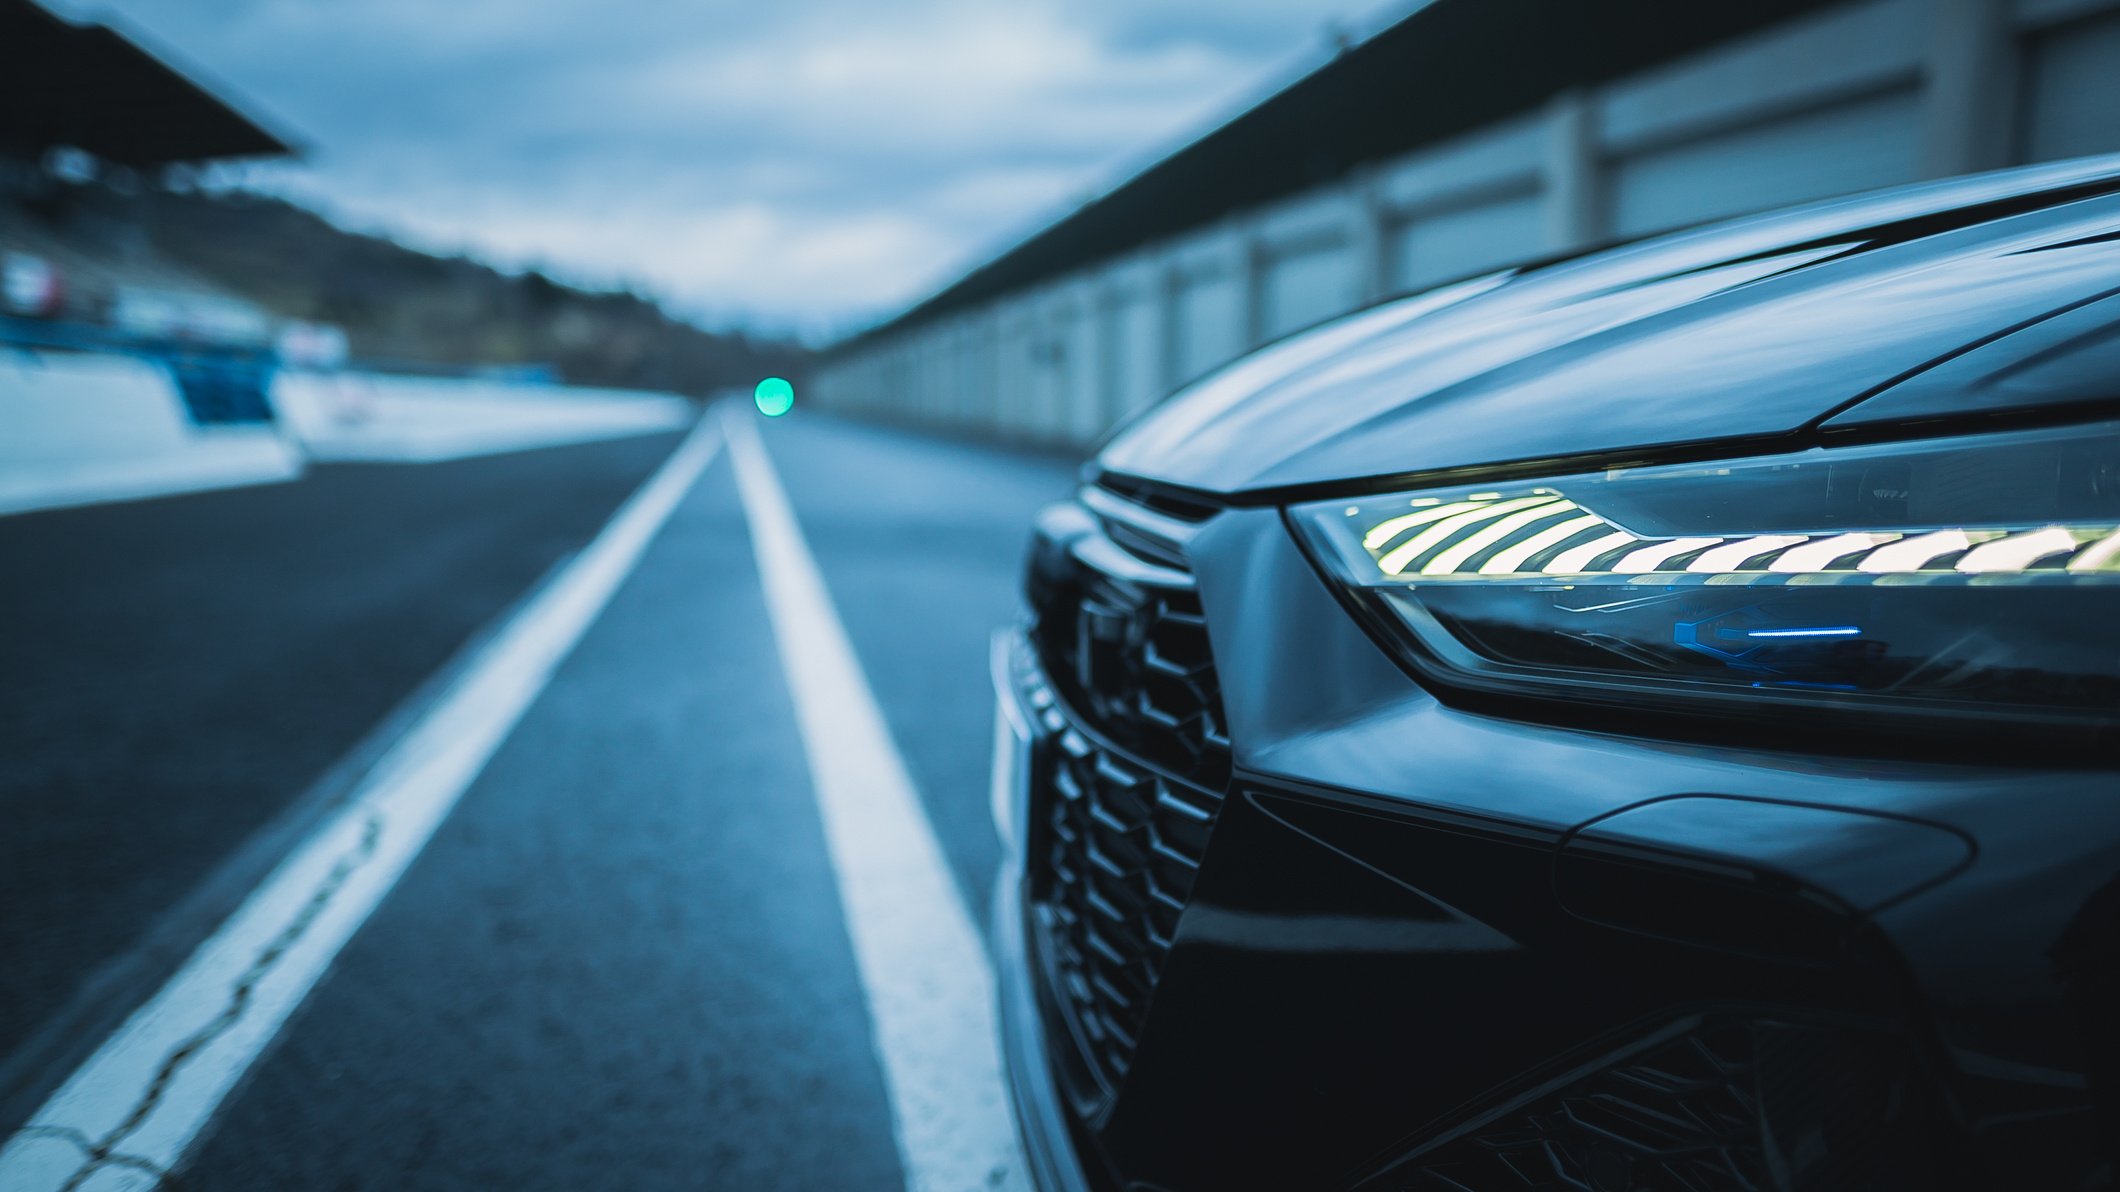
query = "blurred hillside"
xmin=119 ymin=184 xmax=804 ymax=395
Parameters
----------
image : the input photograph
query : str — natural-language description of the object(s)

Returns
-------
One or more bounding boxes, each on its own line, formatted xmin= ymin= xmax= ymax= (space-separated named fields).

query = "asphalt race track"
xmin=0 ymin=410 xmax=1075 ymax=1189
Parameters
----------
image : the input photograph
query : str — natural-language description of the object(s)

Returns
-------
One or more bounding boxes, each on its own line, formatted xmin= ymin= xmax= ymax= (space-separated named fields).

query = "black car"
xmin=990 ymin=157 xmax=2120 ymax=1192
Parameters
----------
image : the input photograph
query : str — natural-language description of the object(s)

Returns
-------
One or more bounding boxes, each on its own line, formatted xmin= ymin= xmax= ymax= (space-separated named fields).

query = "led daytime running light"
xmin=1345 ymin=491 xmax=2120 ymax=581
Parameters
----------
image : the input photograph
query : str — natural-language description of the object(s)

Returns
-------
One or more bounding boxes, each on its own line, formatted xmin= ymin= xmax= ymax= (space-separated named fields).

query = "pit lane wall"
xmin=0 ymin=350 xmax=695 ymax=517
xmin=815 ymin=0 xmax=2120 ymax=450
xmin=0 ymin=349 xmax=299 ymax=515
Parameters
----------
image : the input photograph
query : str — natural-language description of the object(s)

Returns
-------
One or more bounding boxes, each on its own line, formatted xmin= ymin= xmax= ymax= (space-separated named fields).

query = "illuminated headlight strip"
xmin=1354 ymin=492 xmax=2120 ymax=581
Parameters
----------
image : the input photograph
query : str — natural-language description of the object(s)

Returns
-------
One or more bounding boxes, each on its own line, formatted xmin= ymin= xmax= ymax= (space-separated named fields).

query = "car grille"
xmin=1035 ymin=713 xmax=1224 ymax=1089
xmin=1020 ymin=490 xmax=1229 ymax=1097
xmin=1030 ymin=500 xmax=1229 ymax=790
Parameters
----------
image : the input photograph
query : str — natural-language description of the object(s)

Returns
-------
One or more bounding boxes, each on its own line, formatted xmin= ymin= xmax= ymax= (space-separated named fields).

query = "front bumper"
xmin=994 ymin=857 xmax=1095 ymax=1192
xmin=993 ymin=503 xmax=2120 ymax=1191
xmin=990 ymin=631 xmax=1092 ymax=1192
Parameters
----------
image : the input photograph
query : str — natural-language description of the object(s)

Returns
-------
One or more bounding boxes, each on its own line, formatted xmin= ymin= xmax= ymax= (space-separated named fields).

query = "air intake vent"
xmin=1373 ymin=1016 xmax=1961 ymax=1192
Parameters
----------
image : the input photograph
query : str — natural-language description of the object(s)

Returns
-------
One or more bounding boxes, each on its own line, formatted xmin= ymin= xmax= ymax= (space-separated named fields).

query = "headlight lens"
xmin=1289 ymin=421 xmax=2120 ymax=733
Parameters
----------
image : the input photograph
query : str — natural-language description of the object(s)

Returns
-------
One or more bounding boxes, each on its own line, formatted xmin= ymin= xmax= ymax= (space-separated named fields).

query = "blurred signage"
xmin=3 ymin=252 xmax=60 ymax=316
xmin=277 ymin=321 xmax=351 ymax=368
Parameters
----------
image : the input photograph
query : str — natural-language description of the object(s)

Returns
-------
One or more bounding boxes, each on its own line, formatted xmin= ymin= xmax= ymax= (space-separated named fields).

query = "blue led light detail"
xmin=1673 ymin=615 xmax=1768 ymax=669
xmin=1674 ymin=608 xmax=1862 ymax=667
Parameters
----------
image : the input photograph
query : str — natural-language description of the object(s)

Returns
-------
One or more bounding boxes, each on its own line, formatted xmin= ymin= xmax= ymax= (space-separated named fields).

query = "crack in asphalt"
xmin=13 ymin=1124 xmax=96 ymax=1153
xmin=15 ymin=1124 xmax=178 ymax=1190
xmin=34 ymin=812 xmax=385 ymax=1192
xmin=72 ymin=1150 xmax=179 ymax=1191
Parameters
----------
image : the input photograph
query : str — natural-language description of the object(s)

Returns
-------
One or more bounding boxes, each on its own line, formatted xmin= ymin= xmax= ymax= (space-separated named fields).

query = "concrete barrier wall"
xmin=0 ymin=349 xmax=298 ymax=516
xmin=816 ymin=0 xmax=2120 ymax=450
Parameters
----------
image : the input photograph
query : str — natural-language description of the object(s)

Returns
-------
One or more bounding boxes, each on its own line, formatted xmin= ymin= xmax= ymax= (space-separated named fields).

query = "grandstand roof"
xmin=0 ymin=0 xmax=295 ymax=169
xmin=841 ymin=0 xmax=1843 ymax=350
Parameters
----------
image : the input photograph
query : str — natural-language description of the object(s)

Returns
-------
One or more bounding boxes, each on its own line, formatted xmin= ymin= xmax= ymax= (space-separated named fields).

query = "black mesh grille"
xmin=1386 ymin=1017 xmax=1961 ymax=1192
xmin=1030 ymin=712 xmax=1223 ymax=1089
xmin=1030 ymin=549 xmax=1229 ymax=790
xmin=1020 ymin=499 xmax=1231 ymax=1096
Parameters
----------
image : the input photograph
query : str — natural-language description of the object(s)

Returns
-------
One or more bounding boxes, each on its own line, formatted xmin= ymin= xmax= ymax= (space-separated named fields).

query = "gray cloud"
xmin=71 ymin=0 xmax=1346 ymax=334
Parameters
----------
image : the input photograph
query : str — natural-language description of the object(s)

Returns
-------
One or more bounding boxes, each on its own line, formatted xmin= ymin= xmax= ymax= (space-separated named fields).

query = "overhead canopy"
xmin=0 ymin=0 xmax=295 ymax=169
xmin=843 ymin=0 xmax=1843 ymax=350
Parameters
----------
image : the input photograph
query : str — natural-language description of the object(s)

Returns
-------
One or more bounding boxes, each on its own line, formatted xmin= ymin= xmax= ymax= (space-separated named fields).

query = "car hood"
xmin=1097 ymin=159 xmax=2120 ymax=498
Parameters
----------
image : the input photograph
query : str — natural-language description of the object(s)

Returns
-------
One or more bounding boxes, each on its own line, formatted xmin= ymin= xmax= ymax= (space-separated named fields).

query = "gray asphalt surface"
xmin=0 ymin=411 xmax=1075 ymax=1189
xmin=0 ymin=433 xmax=683 ymax=1127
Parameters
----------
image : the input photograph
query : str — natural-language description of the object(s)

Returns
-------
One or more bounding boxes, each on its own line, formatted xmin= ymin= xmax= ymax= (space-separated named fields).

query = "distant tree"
xmin=102 ymin=181 xmax=805 ymax=395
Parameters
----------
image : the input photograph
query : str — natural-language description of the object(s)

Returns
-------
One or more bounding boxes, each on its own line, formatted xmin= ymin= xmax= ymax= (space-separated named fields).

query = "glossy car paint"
xmin=1099 ymin=157 xmax=2120 ymax=497
xmin=998 ymin=159 xmax=2120 ymax=1191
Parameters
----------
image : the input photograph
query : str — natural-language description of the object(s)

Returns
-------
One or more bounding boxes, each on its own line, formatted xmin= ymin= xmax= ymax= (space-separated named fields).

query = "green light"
xmin=754 ymin=376 xmax=795 ymax=417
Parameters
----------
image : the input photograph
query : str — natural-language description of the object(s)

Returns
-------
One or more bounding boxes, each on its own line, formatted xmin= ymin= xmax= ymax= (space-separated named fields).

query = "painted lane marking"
xmin=0 ymin=419 xmax=724 ymax=1192
xmin=725 ymin=409 xmax=1026 ymax=1192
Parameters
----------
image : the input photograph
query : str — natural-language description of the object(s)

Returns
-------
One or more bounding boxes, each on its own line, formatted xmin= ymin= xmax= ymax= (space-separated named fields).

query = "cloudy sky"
xmin=72 ymin=0 xmax=1366 ymax=337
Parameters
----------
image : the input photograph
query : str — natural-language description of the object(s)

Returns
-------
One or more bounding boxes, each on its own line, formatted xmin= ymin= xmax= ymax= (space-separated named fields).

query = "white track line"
xmin=725 ymin=409 xmax=1026 ymax=1192
xmin=0 ymin=419 xmax=723 ymax=1192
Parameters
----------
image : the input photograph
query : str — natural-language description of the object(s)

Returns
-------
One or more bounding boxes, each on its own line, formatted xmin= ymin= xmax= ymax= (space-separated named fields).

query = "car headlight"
xmin=1289 ymin=421 xmax=2120 ymax=737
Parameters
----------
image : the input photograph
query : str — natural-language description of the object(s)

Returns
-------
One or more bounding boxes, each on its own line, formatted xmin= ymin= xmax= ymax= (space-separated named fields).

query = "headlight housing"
xmin=1289 ymin=421 xmax=2120 ymax=741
